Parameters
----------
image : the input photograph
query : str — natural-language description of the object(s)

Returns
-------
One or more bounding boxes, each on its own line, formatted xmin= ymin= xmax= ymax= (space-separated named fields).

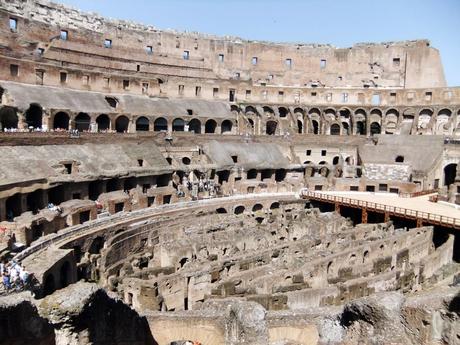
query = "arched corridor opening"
xmin=53 ymin=112 xmax=70 ymax=130
xmin=312 ymin=120 xmax=319 ymax=134
xmin=43 ymin=274 xmax=56 ymax=295
xmin=59 ymin=261 xmax=71 ymax=289
xmin=75 ymin=112 xmax=91 ymax=132
xmin=370 ymin=122 xmax=381 ymax=135
xmin=221 ymin=120 xmax=233 ymax=134
xmin=96 ymin=114 xmax=110 ymax=131
xmin=154 ymin=117 xmax=168 ymax=131
xmin=136 ymin=116 xmax=150 ymax=131
xmin=444 ymin=164 xmax=457 ymax=186
xmin=115 ymin=115 xmax=129 ymax=133
xmin=188 ymin=119 xmax=201 ymax=134
xmin=25 ymin=103 xmax=43 ymax=129
xmin=0 ymin=107 xmax=18 ymax=129
xmin=266 ymin=121 xmax=277 ymax=135
xmin=297 ymin=120 xmax=303 ymax=134
xmin=205 ymin=119 xmax=217 ymax=133
xmin=356 ymin=121 xmax=366 ymax=135
xmin=172 ymin=118 xmax=185 ymax=132
xmin=5 ymin=194 xmax=22 ymax=220
xmin=330 ymin=124 xmax=340 ymax=135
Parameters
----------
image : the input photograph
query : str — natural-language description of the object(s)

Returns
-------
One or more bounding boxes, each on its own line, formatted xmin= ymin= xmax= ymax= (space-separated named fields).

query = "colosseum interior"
xmin=0 ymin=1 xmax=459 ymax=344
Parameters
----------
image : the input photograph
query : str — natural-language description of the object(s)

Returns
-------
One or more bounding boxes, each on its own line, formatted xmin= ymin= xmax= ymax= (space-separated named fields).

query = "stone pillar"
xmin=416 ymin=218 xmax=423 ymax=228
xmin=335 ymin=203 xmax=341 ymax=214
xmin=17 ymin=111 xmax=26 ymax=130
xmin=362 ymin=208 xmax=368 ymax=224
xmin=384 ymin=212 xmax=390 ymax=223
xmin=0 ymin=198 xmax=6 ymax=222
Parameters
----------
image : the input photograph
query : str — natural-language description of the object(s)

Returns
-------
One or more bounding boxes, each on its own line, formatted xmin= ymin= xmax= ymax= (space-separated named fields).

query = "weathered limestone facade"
xmin=0 ymin=1 xmax=458 ymax=345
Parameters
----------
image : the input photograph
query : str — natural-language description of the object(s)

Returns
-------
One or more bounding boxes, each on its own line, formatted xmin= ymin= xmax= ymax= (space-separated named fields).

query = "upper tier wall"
xmin=0 ymin=0 xmax=447 ymax=89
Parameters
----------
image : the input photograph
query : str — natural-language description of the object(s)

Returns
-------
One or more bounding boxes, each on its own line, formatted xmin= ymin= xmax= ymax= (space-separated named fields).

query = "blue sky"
xmin=59 ymin=0 xmax=460 ymax=86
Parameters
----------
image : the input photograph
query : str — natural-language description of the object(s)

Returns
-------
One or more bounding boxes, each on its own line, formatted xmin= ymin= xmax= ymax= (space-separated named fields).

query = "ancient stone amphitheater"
xmin=0 ymin=1 xmax=459 ymax=344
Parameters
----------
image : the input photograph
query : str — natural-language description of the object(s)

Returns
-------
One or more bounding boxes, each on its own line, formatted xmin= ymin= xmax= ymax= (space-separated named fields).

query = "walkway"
xmin=302 ymin=190 xmax=460 ymax=229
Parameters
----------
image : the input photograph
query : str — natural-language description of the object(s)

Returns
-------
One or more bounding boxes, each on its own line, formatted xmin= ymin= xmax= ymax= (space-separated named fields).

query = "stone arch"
xmin=444 ymin=163 xmax=457 ymax=186
xmin=385 ymin=109 xmax=399 ymax=134
xmin=418 ymin=108 xmax=433 ymax=129
xmin=115 ymin=115 xmax=129 ymax=133
xmin=356 ymin=121 xmax=366 ymax=135
xmin=297 ymin=119 xmax=303 ymax=134
xmin=247 ymin=169 xmax=257 ymax=179
xmin=59 ymin=261 xmax=71 ymax=289
xmin=324 ymin=108 xmax=336 ymax=120
xmin=5 ymin=193 xmax=21 ymax=219
xmin=188 ymin=118 xmax=201 ymax=134
xmin=172 ymin=118 xmax=185 ymax=132
xmin=221 ymin=119 xmax=233 ymax=134
xmin=89 ymin=236 xmax=105 ymax=254
xmin=263 ymin=106 xmax=275 ymax=116
xmin=25 ymin=103 xmax=43 ymax=129
xmin=96 ymin=114 xmax=110 ymax=131
xmin=370 ymin=122 xmax=381 ymax=135
xmin=43 ymin=274 xmax=56 ymax=295
xmin=53 ymin=111 xmax=70 ymax=130
xmin=252 ymin=203 xmax=263 ymax=212
xmin=245 ymin=106 xmax=258 ymax=116
xmin=330 ymin=123 xmax=341 ymax=135
xmin=311 ymin=119 xmax=319 ymax=134
xmin=135 ymin=116 xmax=150 ymax=131
xmin=205 ymin=119 xmax=217 ymax=133
xmin=0 ymin=107 xmax=18 ymax=129
xmin=154 ymin=117 xmax=168 ymax=131
xmin=270 ymin=202 xmax=280 ymax=210
xmin=234 ymin=205 xmax=245 ymax=215
xmin=230 ymin=104 xmax=240 ymax=113
xmin=266 ymin=120 xmax=278 ymax=135
xmin=278 ymin=107 xmax=289 ymax=118
xmin=75 ymin=112 xmax=91 ymax=132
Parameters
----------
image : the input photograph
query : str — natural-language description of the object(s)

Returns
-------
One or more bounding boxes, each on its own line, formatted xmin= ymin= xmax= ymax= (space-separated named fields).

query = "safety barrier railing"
xmin=302 ymin=190 xmax=460 ymax=228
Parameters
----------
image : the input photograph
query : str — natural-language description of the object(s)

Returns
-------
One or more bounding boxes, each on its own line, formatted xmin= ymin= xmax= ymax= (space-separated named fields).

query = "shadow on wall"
xmin=77 ymin=289 xmax=158 ymax=345
xmin=0 ymin=286 xmax=158 ymax=345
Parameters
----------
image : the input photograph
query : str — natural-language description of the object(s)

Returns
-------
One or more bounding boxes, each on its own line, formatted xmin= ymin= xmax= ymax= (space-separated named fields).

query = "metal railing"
xmin=302 ymin=190 xmax=460 ymax=229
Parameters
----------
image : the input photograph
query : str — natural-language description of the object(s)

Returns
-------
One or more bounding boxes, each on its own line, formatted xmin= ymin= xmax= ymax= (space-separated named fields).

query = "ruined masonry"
xmin=0 ymin=1 xmax=458 ymax=345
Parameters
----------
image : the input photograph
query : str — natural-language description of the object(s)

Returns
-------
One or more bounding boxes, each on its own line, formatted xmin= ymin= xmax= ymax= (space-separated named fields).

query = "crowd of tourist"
xmin=1 ymin=259 xmax=33 ymax=293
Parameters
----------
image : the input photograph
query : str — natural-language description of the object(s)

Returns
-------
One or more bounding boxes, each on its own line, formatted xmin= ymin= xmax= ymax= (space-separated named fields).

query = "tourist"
xmin=2 ymin=270 xmax=11 ymax=291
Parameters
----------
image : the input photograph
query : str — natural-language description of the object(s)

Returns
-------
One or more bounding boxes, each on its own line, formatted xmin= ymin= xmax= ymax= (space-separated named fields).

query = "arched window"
xmin=172 ymin=118 xmax=184 ymax=132
xmin=115 ymin=115 xmax=129 ymax=133
xmin=205 ymin=119 xmax=217 ymax=133
xmin=395 ymin=155 xmax=404 ymax=163
xmin=330 ymin=123 xmax=340 ymax=135
xmin=153 ymin=117 xmax=168 ymax=131
xmin=53 ymin=112 xmax=70 ymax=130
xmin=75 ymin=112 xmax=91 ymax=132
xmin=221 ymin=120 xmax=233 ymax=134
xmin=96 ymin=114 xmax=110 ymax=131
xmin=136 ymin=116 xmax=150 ymax=131
xmin=188 ymin=119 xmax=201 ymax=134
